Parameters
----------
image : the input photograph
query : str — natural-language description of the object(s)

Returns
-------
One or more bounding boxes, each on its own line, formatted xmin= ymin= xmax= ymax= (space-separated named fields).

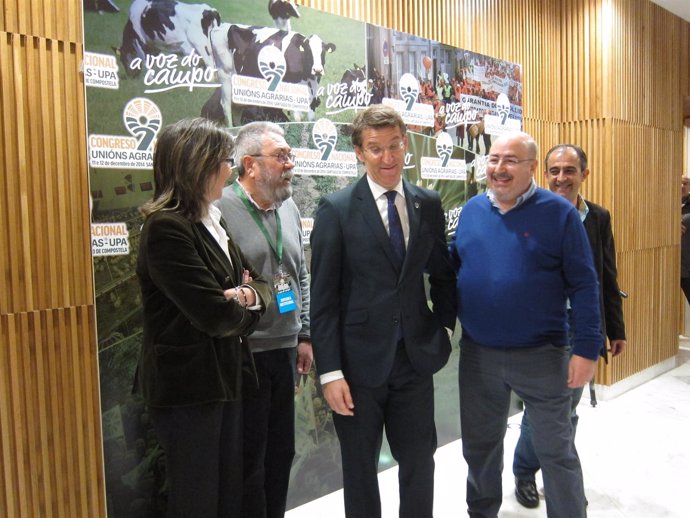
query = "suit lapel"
xmin=194 ymin=221 xmax=238 ymax=285
xmin=225 ymin=237 xmax=244 ymax=282
xmin=354 ymin=176 xmax=402 ymax=272
xmin=404 ymin=181 xmax=421 ymax=250
xmin=401 ymin=181 xmax=421 ymax=278
xmin=219 ymin=217 xmax=244 ymax=281
xmin=583 ymin=200 xmax=598 ymax=247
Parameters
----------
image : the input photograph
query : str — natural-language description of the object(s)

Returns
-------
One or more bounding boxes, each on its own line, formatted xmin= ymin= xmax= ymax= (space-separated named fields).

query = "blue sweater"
xmin=451 ymin=188 xmax=602 ymax=360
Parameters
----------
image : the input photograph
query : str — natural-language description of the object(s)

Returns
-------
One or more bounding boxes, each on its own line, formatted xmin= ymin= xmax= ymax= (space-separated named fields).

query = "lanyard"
xmin=233 ymin=182 xmax=283 ymax=264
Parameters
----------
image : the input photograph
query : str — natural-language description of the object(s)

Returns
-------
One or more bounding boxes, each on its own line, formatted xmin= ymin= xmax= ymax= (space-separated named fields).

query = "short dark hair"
xmin=544 ymin=144 xmax=588 ymax=171
xmin=350 ymin=104 xmax=406 ymax=148
xmin=141 ymin=117 xmax=234 ymax=221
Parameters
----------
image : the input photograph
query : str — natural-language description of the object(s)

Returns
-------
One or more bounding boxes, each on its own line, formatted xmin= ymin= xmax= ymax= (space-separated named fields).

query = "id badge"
xmin=274 ymin=268 xmax=297 ymax=314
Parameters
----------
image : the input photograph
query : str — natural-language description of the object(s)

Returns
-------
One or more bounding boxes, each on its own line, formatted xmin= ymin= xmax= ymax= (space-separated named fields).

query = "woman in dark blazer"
xmin=135 ymin=117 xmax=271 ymax=518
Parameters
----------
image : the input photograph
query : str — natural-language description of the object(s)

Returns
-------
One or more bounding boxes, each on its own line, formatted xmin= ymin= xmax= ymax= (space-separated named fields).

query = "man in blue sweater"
xmin=512 ymin=144 xmax=627 ymax=509
xmin=451 ymin=132 xmax=601 ymax=518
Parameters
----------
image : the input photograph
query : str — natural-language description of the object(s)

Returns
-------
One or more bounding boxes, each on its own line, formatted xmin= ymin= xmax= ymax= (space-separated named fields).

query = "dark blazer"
xmin=583 ymin=200 xmax=626 ymax=357
xmin=136 ymin=210 xmax=272 ymax=407
xmin=310 ymin=176 xmax=457 ymax=387
xmin=681 ymin=196 xmax=690 ymax=277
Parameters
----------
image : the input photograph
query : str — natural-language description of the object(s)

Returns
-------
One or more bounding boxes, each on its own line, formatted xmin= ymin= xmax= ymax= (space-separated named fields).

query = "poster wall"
xmin=82 ymin=0 xmax=522 ymax=515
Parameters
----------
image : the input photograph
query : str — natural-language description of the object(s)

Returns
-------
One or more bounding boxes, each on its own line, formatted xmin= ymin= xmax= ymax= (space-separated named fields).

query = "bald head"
xmin=486 ymin=131 xmax=539 ymax=211
xmin=492 ymin=131 xmax=538 ymax=160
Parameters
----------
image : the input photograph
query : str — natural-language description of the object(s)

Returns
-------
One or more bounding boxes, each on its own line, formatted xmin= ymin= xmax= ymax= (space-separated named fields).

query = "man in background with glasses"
xmin=512 ymin=143 xmax=627 ymax=509
xmin=681 ymin=176 xmax=690 ymax=306
xmin=216 ymin=121 xmax=312 ymax=518
xmin=450 ymin=132 xmax=601 ymax=518
xmin=310 ymin=104 xmax=457 ymax=518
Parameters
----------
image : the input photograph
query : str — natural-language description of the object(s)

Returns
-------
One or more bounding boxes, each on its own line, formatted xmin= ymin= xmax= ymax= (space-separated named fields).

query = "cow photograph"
xmin=83 ymin=1 xmax=367 ymax=516
xmin=83 ymin=2 xmax=523 ymax=516
xmin=205 ymin=21 xmax=337 ymax=125
xmin=85 ymin=0 xmax=364 ymax=136
xmin=114 ymin=0 xmax=221 ymax=78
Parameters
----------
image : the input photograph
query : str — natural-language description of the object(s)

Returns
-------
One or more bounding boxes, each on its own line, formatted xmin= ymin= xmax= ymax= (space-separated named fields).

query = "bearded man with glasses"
xmin=310 ymin=104 xmax=457 ymax=518
xmin=216 ymin=121 xmax=312 ymax=518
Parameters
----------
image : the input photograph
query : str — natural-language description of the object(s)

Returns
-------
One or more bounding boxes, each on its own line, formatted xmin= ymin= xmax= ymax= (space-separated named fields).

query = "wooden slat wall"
xmin=0 ymin=0 xmax=83 ymax=42
xmin=1 ymin=34 xmax=92 ymax=313
xmin=1 ymin=0 xmax=688 ymax=516
xmin=298 ymin=0 xmax=690 ymax=386
xmin=0 ymin=1 xmax=105 ymax=518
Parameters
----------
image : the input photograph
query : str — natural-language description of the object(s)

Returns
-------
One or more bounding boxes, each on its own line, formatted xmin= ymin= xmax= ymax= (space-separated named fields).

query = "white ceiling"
xmin=651 ymin=0 xmax=690 ymax=23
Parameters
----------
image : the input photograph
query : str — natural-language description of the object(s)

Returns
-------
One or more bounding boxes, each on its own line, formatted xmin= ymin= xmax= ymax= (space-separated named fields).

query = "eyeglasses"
xmin=250 ymin=151 xmax=296 ymax=165
xmin=362 ymin=141 xmax=405 ymax=158
xmin=221 ymin=157 xmax=235 ymax=166
xmin=487 ymin=155 xmax=535 ymax=167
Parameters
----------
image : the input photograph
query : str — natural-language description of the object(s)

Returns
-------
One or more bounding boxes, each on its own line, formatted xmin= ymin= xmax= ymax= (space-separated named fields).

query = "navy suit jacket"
xmin=583 ymin=200 xmax=626 ymax=357
xmin=310 ymin=176 xmax=457 ymax=387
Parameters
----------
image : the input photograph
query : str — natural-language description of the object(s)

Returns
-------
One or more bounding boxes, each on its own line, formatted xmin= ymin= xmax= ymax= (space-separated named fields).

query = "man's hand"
xmin=296 ymin=341 xmax=313 ymax=375
xmin=323 ymin=378 xmax=355 ymax=416
xmin=608 ymin=339 xmax=627 ymax=357
xmin=568 ymin=355 xmax=597 ymax=388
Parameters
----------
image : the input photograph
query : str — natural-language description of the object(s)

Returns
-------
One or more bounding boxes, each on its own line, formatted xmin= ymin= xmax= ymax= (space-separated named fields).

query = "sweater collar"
xmin=486 ymin=180 xmax=537 ymax=214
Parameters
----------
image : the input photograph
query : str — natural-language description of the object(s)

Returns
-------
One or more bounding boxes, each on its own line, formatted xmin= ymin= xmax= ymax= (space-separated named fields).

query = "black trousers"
xmin=333 ymin=342 xmax=437 ymax=518
xmin=150 ymin=400 xmax=243 ymax=518
xmin=681 ymin=277 xmax=690 ymax=306
xmin=242 ymin=348 xmax=297 ymax=518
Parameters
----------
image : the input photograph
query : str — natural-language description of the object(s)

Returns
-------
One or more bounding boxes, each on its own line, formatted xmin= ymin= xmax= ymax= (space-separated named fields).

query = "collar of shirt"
xmin=236 ymin=179 xmax=280 ymax=212
xmin=486 ymin=179 xmax=537 ymax=214
xmin=203 ymin=203 xmax=224 ymax=229
xmin=202 ymin=204 xmax=233 ymax=264
xmin=576 ymin=194 xmax=589 ymax=222
xmin=366 ymin=175 xmax=409 ymax=244
xmin=366 ymin=175 xmax=405 ymax=201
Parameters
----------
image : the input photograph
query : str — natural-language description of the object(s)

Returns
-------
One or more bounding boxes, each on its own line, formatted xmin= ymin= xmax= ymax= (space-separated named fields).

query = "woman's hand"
xmin=223 ymin=287 xmax=241 ymax=303
xmin=223 ymin=270 xmax=257 ymax=307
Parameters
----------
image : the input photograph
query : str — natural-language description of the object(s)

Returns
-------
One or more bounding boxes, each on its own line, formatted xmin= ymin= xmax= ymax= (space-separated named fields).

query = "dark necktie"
xmin=385 ymin=190 xmax=406 ymax=264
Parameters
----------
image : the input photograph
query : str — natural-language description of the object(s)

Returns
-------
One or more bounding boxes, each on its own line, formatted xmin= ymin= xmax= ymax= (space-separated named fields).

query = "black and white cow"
xmin=340 ymin=63 xmax=367 ymax=101
xmin=208 ymin=23 xmax=335 ymax=124
xmin=340 ymin=63 xmax=366 ymax=85
xmin=268 ymin=0 xmax=300 ymax=31
xmin=116 ymin=0 xmax=220 ymax=78
xmin=335 ymin=64 xmax=368 ymax=136
xmin=342 ymin=63 xmax=370 ymax=108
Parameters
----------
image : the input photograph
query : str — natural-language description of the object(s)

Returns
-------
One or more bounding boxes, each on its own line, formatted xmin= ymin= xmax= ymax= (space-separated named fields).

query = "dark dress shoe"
xmin=515 ymin=477 xmax=539 ymax=508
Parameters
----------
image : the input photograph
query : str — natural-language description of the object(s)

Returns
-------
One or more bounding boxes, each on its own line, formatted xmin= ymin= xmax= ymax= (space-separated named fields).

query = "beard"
xmin=256 ymin=164 xmax=293 ymax=205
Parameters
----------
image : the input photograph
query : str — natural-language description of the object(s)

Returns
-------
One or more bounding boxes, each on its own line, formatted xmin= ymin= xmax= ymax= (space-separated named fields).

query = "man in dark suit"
xmin=512 ymin=143 xmax=627 ymax=509
xmin=680 ymin=176 xmax=690 ymax=305
xmin=309 ymin=104 xmax=457 ymax=518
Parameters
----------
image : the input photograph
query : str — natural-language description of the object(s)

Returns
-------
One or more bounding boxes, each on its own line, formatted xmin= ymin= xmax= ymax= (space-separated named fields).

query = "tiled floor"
xmin=286 ymin=351 xmax=690 ymax=517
